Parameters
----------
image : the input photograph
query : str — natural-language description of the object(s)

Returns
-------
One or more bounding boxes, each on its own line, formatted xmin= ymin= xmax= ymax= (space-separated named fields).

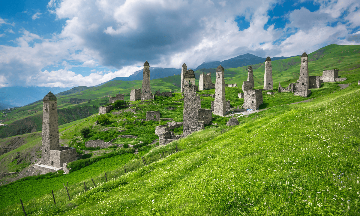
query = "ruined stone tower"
xmin=141 ymin=61 xmax=153 ymax=100
xmin=264 ymin=57 xmax=273 ymax=90
xmin=213 ymin=65 xmax=226 ymax=116
xmin=199 ymin=72 xmax=215 ymax=90
xmin=242 ymin=66 xmax=254 ymax=92
xmin=294 ymin=52 xmax=311 ymax=97
xmin=180 ymin=63 xmax=187 ymax=93
xmin=41 ymin=92 xmax=59 ymax=166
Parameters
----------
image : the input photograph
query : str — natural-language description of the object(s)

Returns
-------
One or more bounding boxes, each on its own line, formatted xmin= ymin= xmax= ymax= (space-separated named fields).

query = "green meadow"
xmin=0 ymin=44 xmax=359 ymax=215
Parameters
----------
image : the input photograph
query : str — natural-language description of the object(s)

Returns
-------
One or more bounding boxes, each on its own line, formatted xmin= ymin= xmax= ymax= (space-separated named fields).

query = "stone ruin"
xmin=321 ymin=69 xmax=347 ymax=82
xmin=213 ymin=65 xmax=227 ymax=117
xmin=240 ymin=65 xmax=263 ymax=110
xmin=85 ymin=140 xmax=114 ymax=149
xmin=180 ymin=63 xmax=187 ymax=93
xmin=155 ymin=121 xmax=183 ymax=145
xmin=309 ymin=76 xmax=323 ymax=89
xmin=226 ymin=83 xmax=237 ymax=87
xmin=226 ymin=117 xmax=239 ymax=126
xmin=141 ymin=61 xmax=154 ymax=101
xmin=130 ymin=88 xmax=141 ymax=101
xmin=263 ymin=57 xmax=273 ymax=90
xmin=34 ymin=92 xmax=77 ymax=174
xmin=199 ymin=72 xmax=215 ymax=90
xmin=182 ymin=84 xmax=212 ymax=136
xmin=109 ymin=94 xmax=124 ymax=103
xmin=358 ymin=80 xmax=360 ymax=85
xmin=154 ymin=90 xmax=173 ymax=97
xmin=211 ymin=100 xmax=231 ymax=112
xmin=294 ymin=52 xmax=311 ymax=97
xmin=146 ymin=111 xmax=160 ymax=121
xmin=99 ymin=105 xmax=113 ymax=114
xmin=242 ymin=66 xmax=254 ymax=92
xmin=243 ymin=89 xmax=263 ymax=110
xmin=183 ymin=69 xmax=196 ymax=91
xmin=278 ymin=82 xmax=295 ymax=93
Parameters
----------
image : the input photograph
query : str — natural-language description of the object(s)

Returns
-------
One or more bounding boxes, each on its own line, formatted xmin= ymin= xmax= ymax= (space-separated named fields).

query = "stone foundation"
xmin=309 ymin=76 xmax=323 ymax=89
xmin=99 ymin=105 xmax=113 ymax=114
xmin=321 ymin=69 xmax=339 ymax=82
xmin=109 ymin=94 xmax=124 ymax=103
xmin=243 ymin=89 xmax=263 ymax=110
xmin=130 ymin=89 xmax=141 ymax=101
xmin=146 ymin=111 xmax=160 ymax=121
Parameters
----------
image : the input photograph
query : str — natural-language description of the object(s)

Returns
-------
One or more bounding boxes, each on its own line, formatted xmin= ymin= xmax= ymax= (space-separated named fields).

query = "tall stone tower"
xmin=213 ymin=65 xmax=226 ymax=116
xmin=41 ymin=92 xmax=59 ymax=166
xmin=264 ymin=57 xmax=273 ymax=90
xmin=141 ymin=61 xmax=153 ymax=100
xmin=181 ymin=63 xmax=187 ymax=93
xmin=294 ymin=52 xmax=311 ymax=97
xmin=247 ymin=66 xmax=254 ymax=85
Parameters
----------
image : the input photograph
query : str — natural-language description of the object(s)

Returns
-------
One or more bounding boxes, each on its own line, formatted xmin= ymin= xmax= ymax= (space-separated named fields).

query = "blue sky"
xmin=0 ymin=0 xmax=359 ymax=88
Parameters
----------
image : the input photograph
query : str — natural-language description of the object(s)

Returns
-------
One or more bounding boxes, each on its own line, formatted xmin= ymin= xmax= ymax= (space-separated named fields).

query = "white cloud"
xmin=82 ymin=60 xmax=97 ymax=67
xmin=32 ymin=12 xmax=42 ymax=20
xmin=0 ymin=17 xmax=8 ymax=25
xmin=0 ymin=34 xmax=5 ymax=37
xmin=6 ymin=29 xmax=15 ymax=34
xmin=33 ymin=65 xmax=139 ymax=87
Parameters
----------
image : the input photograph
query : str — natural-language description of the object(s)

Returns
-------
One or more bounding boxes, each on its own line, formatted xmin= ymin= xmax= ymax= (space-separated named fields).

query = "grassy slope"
xmin=1 ymin=78 xmax=359 ymax=215
xmin=0 ymin=44 xmax=359 ymax=214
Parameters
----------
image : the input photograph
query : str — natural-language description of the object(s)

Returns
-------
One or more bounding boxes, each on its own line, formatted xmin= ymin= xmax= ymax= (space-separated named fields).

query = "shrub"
xmin=97 ymin=114 xmax=111 ymax=125
xmin=80 ymin=127 xmax=91 ymax=138
xmin=113 ymin=100 xmax=127 ymax=109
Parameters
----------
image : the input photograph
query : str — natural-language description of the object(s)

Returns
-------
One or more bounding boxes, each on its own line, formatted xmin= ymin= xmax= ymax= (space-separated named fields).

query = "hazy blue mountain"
xmin=0 ymin=87 xmax=71 ymax=109
xmin=110 ymin=67 xmax=181 ymax=82
xmin=195 ymin=53 xmax=292 ymax=70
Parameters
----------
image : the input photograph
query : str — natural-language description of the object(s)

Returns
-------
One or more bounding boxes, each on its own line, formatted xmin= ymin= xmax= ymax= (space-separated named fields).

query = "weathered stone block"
xmin=264 ymin=57 xmax=273 ymax=90
xmin=99 ymin=105 xmax=113 ymax=114
xmin=335 ymin=78 xmax=347 ymax=82
xmin=130 ymin=89 xmax=141 ymax=101
xmin=226 ymin=83 xmax=237 ymax=87
xmin=199 ymin=72 xmax=215 ymax=90
xmin=109 ymin=94 xmax=124 ymax=103
xmin=243 ymin=89 xmax=263 ymax=110
xmin=146 ymin=111 xmax=160 ymax=121
xmin=321 ymin=69 xmax=339 ymax=82
xmin=226 ymin=117 xmax=239 ymax=126
xmin=238 ymin=92 xmax=244 ymax=98
xmin=309 ymin=76 xmax=323 ymax=89
xmin=213 ymin=65 xmax=226 ymax=116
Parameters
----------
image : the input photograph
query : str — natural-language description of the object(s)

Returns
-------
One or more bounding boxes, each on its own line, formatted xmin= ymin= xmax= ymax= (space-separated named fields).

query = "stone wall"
xmin=155 ymin=91 xmax=173 ymax=97
xmin=213 ymin=65 xmax=226 ymax=116
xmin=199 ymin=72 xmax=215 ymax=90
xmin=198 ymin=108 xmax=212 ymax=125
xmin=109 ymin=94 xmax=124 ymax=103
xmin=264 ymin=57 xmax=273 ymax=90
xmin=85 ymin=140 xmax=113 ymax=149
xmin=59 ymin=147 xmax=77 ymax=168
xmin=155 ymin=121 xmax=183 ymax=145
xmin=99 ymin=105 xmax=113 ymax=114
xmin=141 ymin=61 xmax=153 ymax=100
xmin=243 ymin=89 xmax=263 ymax=110
xmin=278 ymin=82 xmax=295 ymax=93
xmin=335 ymin=78 xmax=347 ymax=82
xmin=238 ymin=92 xmax=244 ymax=98
xmin=146 ymin=111 xmax=160 ymax=121
xmin=183 ymin=69 xmax=196 ymax=89
xmin=321 ymin=69 xmax=339 ymax=82
xmin=33 ymin=163 xmax=62 ymax=175
xmin=130 ymin=89 xmax=141 ymax=101
xmin=242 ymin=81 xmax=253 ymax=92
xmin=211 ymin=100 xmax=230 ymax=112
xmin=226 ymin=84 xmax=237 ymax=87
xmin=309 ymin=76 xmax=323 ymax=89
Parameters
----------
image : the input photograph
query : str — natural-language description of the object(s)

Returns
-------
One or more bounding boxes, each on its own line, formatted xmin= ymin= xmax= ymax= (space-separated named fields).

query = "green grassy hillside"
xmin=0 ymin=44 xmax=359 ymax=215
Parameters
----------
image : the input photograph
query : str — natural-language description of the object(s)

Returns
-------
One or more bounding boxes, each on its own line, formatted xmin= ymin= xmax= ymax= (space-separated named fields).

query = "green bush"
xmin=113 ymin=100 xmax=127 ymax=109
xmin=80 ymin=127 xmax=91 ymax=138
xmin=97 ymin=114 xmax=111 ymax=125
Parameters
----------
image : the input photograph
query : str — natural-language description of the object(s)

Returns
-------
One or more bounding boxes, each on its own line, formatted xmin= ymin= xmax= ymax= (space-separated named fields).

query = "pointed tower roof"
xmin=216 ymin=65 xmax=224 ymax=72
xmin=43 ymin=92 xmax=57 ymax=101
xmin=265 ymin=57 xmax=271 ymax=62
xmin=182 ymin=63 xmax=187 ymax=67
xmin=301 ymin=52 xmax=308 ymax=57
xmin=248 ymin=65 xmax=252 ymax=70
xmin=144 ymin=61 xmax=150 ymax=66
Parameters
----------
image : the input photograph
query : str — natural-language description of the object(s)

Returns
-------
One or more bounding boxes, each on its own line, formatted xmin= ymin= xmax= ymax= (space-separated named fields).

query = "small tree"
xmin=97 ymin=114 xmax=111 ymax=125
xmin=113 ymin=100 xmax=127 ymax=110
xmin=80 ymin=127 xmax=91 ymax=138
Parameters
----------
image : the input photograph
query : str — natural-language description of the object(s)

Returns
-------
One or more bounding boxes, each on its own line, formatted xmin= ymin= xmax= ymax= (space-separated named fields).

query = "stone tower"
xmin=213 ymin=65 xmax=226 ymax=116
xmin=41 ymin=92 xmax=60 ymax=166
xmin=141 ymin=61 xmax=153 ymax=100
xmin=181 ymin=63 xmax=187 ymax=93
xmin=294 ymin=52 xmax=311 ymax=97
xmin=242 ymin=65 xmax=254 ymax=92
xmin=264 ymin=57 xmax=273 ymax=90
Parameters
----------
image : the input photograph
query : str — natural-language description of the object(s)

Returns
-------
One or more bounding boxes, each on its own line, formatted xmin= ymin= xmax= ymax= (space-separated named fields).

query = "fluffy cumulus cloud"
xmin=32 ymin=12 xmax=42 ymax=20
xmin=0 ymin=0 xmax=360 ymax=88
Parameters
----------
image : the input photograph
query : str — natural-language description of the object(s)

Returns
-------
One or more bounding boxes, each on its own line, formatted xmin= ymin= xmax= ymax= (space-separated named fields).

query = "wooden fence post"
xmin=162 ymin=152 xmax=164 ymax=158
xmin=105 ymin=173 xmax=107 ymax=182
xmin=91 ymin=178 xmax=96 ymax=188
xmin=124 ymin=166 xmax=126 ymax=173
xmin=84 ymin=182 xmax=87 ymax=191
xmin=20 ymin=199 xmax=27 ymax=216
xmin=176 ymin=144 xmax=178 ymax=152
xmin=52 ymin=190 xmax=56 ymax=204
